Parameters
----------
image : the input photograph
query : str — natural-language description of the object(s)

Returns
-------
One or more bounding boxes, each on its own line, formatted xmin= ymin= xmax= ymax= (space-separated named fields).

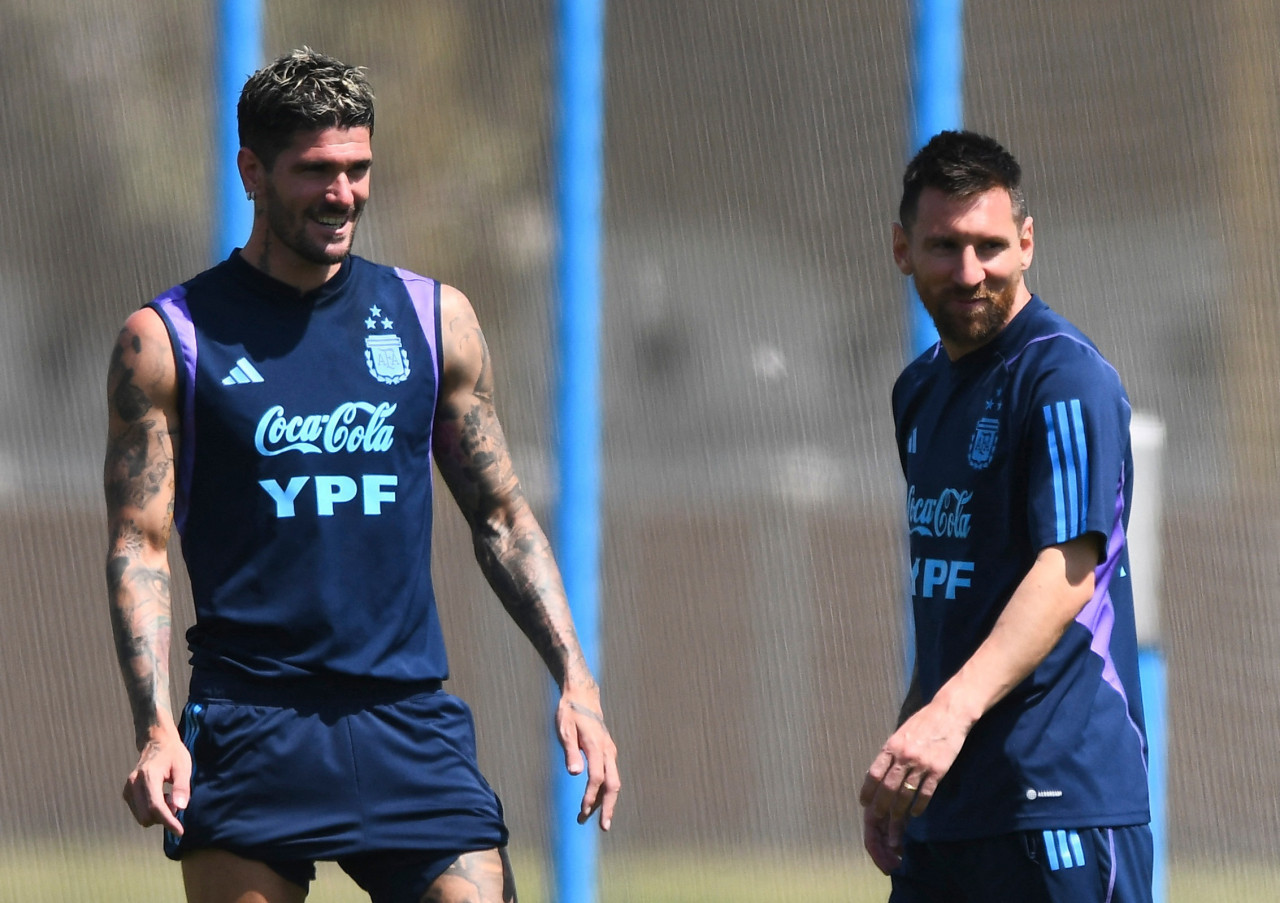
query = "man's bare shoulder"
xmin=119 ymin=306 xmax=171 ymax=347
xmin=436 ymin=284 xmax=488 ymax=387
xmin=438 ymin=283 xmax=479 ymax=333
xmin=109 ymin=306 xmax=177 ymax=411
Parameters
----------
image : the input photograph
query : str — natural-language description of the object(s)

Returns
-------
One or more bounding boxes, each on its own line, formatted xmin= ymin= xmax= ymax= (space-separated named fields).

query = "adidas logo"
xmin=222 ymin=357 xmax=264 ymax=386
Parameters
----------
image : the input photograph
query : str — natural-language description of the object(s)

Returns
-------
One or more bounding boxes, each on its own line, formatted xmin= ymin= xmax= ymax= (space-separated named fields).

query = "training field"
xmin=2 ymin=841 xmax=1277 ymax=902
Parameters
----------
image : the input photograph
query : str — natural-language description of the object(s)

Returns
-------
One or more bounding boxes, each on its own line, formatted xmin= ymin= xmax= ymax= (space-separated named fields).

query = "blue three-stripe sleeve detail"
xmin=1044 ymin=406 xmax=1067 ymax=542
xmin=1055 ymin=402 xmax=1080 ymax=538
xmin=1044 ymin=400 xmax=1088 ymax=543
xmin=1070 ymin=399 xmax=1088 ymax=511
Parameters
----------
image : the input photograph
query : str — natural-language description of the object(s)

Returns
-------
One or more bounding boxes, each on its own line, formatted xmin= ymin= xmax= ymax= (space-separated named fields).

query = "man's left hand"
xmin=555 ymin=689 xmax=620 ymax=831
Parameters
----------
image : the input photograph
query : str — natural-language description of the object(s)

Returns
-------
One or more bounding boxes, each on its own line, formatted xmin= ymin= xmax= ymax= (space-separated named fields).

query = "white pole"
xmin=1129 ymin=411 xmax=1167 ymax=903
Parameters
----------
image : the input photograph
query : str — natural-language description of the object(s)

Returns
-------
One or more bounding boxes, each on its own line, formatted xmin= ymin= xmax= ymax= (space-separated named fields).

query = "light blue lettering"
xmin=255 ymin=402 xmax=396 ymax=456
xmin=255 ymin=405 xmax=322 ymax=455
xmin=906 ymin=485 xmax=974 ymax=538
xmin=259 ymin=476 xmax=310 ymax=518
xmin=911 ymin=557 xmax=976 ymax=600
xmin=921 ymin=559 xmax=948 ymax=598
xmin=315 ymin=475 xmax=358 ymax=515
xmin=259 ymin=474 xmax=400 ymax=517
xmin=945 ymin=561 xmax=974 ymax=599
xmin=362 ymin=474 xmax=397 ymax=514
xmin=323 ymin=402 xmax=396 ymax=454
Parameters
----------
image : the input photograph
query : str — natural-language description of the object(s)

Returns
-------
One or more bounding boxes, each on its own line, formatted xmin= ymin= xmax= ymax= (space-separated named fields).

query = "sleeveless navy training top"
xmin=149 ymin=251 xmax=449 ymax=686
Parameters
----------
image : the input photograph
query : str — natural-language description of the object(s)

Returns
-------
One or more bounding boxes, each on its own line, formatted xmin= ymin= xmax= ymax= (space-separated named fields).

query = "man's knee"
xmin=421 ymin=848 xmax=516 ymax=903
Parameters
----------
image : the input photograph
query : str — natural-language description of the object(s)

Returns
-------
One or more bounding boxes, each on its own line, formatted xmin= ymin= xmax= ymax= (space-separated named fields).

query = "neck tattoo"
xmin=258 ymin=231 xmax=272 ymax=276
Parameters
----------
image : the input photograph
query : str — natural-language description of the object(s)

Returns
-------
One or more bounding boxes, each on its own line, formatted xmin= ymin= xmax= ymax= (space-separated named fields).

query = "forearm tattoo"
xmin=106 ymin=554 xmax=174 ymax=747
xmin=104 ymin=327 xmax=177 ymax=747
xmin=436 ymin=316 xmax=594 ymax=691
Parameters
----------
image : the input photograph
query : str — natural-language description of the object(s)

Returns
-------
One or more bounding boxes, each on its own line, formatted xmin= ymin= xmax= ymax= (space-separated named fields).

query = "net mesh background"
xmin=2 ymin=1 xmax=1277 ymax=899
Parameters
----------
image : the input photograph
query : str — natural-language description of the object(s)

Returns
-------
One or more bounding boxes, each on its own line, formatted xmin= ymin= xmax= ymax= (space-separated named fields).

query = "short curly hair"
xmin=238 ymin=47 xmax=375 ymax=168
xmin=899 ymin=130 xmax=1027 ymax=233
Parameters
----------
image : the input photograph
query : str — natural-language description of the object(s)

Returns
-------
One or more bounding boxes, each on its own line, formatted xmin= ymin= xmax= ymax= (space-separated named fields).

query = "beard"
xmin=262 ymin=179 xmax=364 ymax=266
xmin=920 ymin=278 xmax=1020 ymax=353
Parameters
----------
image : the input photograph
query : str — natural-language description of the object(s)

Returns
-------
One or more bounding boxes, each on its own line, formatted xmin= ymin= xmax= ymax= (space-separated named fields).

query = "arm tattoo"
xmin=104 ymin=420 xmax=170 ymax=511
xmin=436 ymin=316 xmax=594 ymax=690
xmin=109 ymin=337 xmax=152 ymax=422
xmin=104 ymin=325 xmax=177 ymax=747
xmin=104 ymin=331 xmax=175 ymax=535
xmin=106 ymin=551 xmax=174 ymax=747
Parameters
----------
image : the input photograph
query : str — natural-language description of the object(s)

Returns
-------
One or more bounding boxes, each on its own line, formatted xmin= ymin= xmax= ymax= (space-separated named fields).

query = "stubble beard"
xmin=262 ymin=180 xmax=363 ymax=266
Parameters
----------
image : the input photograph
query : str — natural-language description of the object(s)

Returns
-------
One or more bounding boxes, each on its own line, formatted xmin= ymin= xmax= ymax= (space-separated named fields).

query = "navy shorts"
xmin=165 ymin=677 xmax=508 ymax=899
xmin=891 ymin=825 xmax=1153 ymax=903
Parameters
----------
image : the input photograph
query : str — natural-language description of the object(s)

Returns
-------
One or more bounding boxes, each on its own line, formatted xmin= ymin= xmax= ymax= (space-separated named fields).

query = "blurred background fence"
xmin=2 ymin=1 xmax=1278 ymax=899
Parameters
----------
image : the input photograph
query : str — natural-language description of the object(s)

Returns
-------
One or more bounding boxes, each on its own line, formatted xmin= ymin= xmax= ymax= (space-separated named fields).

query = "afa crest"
xmin=967 ymin=416 xmax=1000 ymax=469
xmin=365 ymin=334 xmax=411 ymax=385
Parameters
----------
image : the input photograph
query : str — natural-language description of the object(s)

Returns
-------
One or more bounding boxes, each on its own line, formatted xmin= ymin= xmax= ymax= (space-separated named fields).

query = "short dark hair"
xmin=898 ymin=130 xmax=1027 ymax=233
xmin=238 ymin=47 xmax=375 ymax=169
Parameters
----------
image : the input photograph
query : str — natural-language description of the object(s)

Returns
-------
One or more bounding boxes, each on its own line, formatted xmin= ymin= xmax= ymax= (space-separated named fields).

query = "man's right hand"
xmin=862 ymin=801 xmax=905 ymax=874
xmin=123 ymin=728 xmax=191 ymax=835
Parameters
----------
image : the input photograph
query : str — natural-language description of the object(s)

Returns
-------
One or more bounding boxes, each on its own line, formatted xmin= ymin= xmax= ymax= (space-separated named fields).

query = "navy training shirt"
xmin=893 ymin=295 xmax=1150 ymax=840
xmin=149 ymin=252 xmax=449 ymax=686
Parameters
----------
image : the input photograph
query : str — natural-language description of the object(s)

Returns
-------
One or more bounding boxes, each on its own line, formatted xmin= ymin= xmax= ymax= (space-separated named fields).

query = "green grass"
xmin=1 ymin=840 xmax=1276 ymax=902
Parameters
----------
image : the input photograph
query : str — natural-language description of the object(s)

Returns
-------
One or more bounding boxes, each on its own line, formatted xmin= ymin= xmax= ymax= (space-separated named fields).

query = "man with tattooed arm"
xmin=104 ymin=48 xmax=618 ymax=903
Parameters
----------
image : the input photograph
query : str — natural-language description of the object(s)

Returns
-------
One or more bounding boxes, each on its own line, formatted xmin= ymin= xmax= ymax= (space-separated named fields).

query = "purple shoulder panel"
xmin=395 ymin=267 xmax=442 ymax=411
xmin=147 ymin=287 xmax=196 ymax=535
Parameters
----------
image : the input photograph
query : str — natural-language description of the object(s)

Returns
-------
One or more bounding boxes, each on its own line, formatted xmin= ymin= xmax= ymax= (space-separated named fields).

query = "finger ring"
xmin=903 ymin=782 xmax=918 ymax=792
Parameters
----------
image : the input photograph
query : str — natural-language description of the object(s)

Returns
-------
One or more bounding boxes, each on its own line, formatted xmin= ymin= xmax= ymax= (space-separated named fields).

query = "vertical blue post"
xmin=907 ymin=0 xmax=964 ymax=357
xmin=216 ymin=0 xmax=262 ymax=262
xmin=903 ymin=0 xmax=964 ymax=686
xmin=552 ymin=2 xmax=605 ymax=903
xmin=1140 ymin=651 xmax=1167 ymax=903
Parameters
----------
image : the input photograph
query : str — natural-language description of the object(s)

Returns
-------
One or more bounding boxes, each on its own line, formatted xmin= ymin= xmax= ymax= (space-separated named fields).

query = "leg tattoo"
xmin=421 ymin=848 xmax=516 ymax=903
